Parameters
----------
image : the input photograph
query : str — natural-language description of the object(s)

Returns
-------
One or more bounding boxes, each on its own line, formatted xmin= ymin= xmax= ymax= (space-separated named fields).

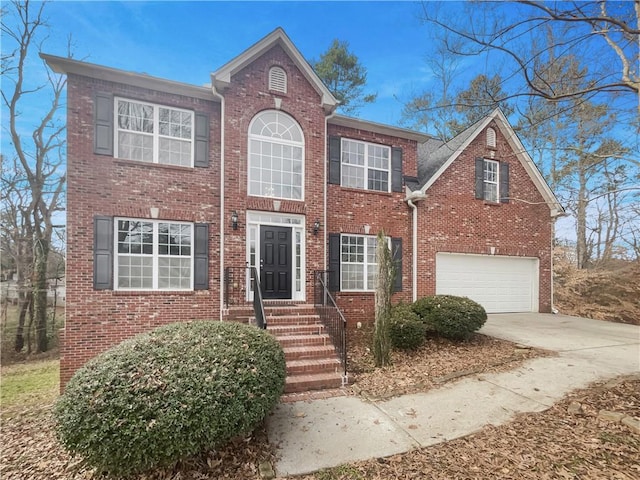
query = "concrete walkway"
xmin=266 ymin=314 xmax=640 ymax=476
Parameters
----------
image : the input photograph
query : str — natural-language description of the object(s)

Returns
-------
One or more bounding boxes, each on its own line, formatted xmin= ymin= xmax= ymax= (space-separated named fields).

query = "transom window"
xmin=341 ymin=139 xmax=390 ymax=192
xmin=341 ymin=234 xmax=386 ymax=291
xmin=115 ymin=98 xmax=194 ymax=167
xmin=248 ymin=110 xmax=304 ymax=200
xmin=115 ymin=219 xmax=193 ymax=290
xmin=483 ymin=159 xmax=499 ymax=203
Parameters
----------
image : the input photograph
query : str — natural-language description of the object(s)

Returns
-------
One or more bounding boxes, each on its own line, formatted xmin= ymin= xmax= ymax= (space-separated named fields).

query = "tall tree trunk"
xmin=33 ymin=237 xmax=49 ymax=352
xmin=14 ymin=290 xmax=32 ymax=352
xmin=576 ymin=165 xmax=589 ymax=269
xmin=373 ymin=232 xmax=393 ymax=368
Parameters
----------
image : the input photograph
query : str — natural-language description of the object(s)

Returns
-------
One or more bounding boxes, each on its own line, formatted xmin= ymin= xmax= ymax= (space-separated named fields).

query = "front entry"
xmin=260 ymin=225 xmax=292 ymax=299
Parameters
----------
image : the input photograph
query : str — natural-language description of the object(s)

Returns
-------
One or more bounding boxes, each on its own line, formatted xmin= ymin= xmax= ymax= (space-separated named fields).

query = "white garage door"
xmin=436 ymin=253 xmax=539 ymax=313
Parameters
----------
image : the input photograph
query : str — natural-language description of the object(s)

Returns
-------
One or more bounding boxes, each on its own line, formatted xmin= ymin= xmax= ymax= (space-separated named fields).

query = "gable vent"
xmin=486 ymin=127 xmax=496 ymax=148
xmin=269 ymin=66 xmax=287 ymax=94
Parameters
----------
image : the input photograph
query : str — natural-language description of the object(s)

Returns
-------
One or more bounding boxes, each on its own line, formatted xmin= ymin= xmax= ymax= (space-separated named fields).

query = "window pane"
xmin=342 ymin=165 xmax=365 ymax=189
xmin=368 ymin=169 xmax=389 ymax=192
xmin=342 ymin=264 xmax=364 ymax=290
xmin=118 ymin=132 xmax=153 ymax=162
xmin=159 ymin=138 xmax=191 ymax=166
xmin=118 ymin=100 xmax=153 ymax=133
xmin=117 ymin=256 xmax=152 ymax=289
xmin=158 ymin=257 xmax=191 ymax=289
xmin=367 ymin=145 xmax=389 ymax=170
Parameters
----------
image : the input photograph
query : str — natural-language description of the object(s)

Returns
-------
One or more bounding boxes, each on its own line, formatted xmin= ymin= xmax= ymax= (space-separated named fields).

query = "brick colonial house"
xmin=43 ymin=28 xmax=563 ymax=392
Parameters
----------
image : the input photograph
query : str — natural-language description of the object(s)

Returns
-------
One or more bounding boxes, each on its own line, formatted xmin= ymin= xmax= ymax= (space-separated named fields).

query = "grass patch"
xmin=1 ymin=359 xmax=59 ymax=410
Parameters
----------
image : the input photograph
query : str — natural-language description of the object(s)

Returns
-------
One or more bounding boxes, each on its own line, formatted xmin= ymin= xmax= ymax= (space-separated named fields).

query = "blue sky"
xmin=34 ymin=0 xmax=438 ymax=126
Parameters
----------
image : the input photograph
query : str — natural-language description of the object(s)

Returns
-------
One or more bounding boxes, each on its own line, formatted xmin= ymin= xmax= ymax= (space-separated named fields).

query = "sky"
xmin=27 ymin=0 xmax=440 ymax=126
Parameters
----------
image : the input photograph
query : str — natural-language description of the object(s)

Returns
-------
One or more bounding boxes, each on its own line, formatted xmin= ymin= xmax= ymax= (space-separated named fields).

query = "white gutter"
xmin=405 ymin=190 xmax=427 ymax=302
xmin=210 ymin=85 xmax=225 ymax=321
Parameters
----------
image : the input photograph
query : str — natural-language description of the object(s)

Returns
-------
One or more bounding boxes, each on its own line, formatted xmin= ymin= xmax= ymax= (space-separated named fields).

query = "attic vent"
xmin=269 ymin=66 xmax=287 ymax=94
xmin=486 ymin=127 xmax=496 ymax=148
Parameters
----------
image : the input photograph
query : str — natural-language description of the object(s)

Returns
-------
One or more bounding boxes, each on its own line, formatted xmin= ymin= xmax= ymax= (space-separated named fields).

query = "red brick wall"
xmin=415 ymin=121 xmax=553 ymax=312
xmin=63 ymin=74 xmax=221 ymax=388
xmin=221 ymin=44 xmax=328 ymax=302
xmin=326 ymin=125 xmax=418 ymax=327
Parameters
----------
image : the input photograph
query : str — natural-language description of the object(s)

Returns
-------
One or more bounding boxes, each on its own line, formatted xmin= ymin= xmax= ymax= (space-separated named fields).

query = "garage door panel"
xmin=435 ymin=253 xmax=538 ymax=313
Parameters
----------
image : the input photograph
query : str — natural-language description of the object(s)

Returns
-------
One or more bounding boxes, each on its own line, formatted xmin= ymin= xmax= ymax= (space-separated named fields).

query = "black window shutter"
xmin=193 ymin=223 xmax=209 ymax=290
xmin=391 ymin=147 xmax=403 ymax=192
xmin=94 ymin=93 xmax=113 ymax=156
xmin=94 ymin=216 xmax=113 ymax=290
xmin=194 ymin=113 xmax=209 ymax=167
xmin=500 ymin=162 xmax=510 ymax=203
xmin=329 ymin=136 xmax=341 ymax=185
xmin=328 ymin=233 xmax=341 ymax=291
xmin=475 ymin=157 xmax=485 ymax=199
xmin=391 ymin=237 xmax=402 ymax=292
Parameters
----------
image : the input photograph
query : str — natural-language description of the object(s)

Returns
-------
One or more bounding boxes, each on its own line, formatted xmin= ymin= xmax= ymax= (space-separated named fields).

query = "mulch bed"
xmin=346 ymin=330 xmax=551 ymax=399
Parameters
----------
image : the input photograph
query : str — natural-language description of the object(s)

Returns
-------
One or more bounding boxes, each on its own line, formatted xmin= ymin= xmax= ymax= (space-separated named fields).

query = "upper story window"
xmin=486 ymin=127 xmax=496 ymax=148
xmin=483 ymin=159 xmax=499 ymax=202
xmin=341 ymin=139 xmax=391 ymax=192
xmin=269 ymin=66 xmax=287 ymax=94
xmin=115 ymin=218 xmax=193 ymax=290
xmin=248 ymin=110 xmax=304 ymax=200
xmin=115 ymin=98 xmax=194 ymax=167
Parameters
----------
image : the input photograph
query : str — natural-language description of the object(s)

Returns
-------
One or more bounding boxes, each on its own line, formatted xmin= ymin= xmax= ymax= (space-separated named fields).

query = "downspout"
xmin=405 ymin=190 xmax=427 ymax=302
xmin=211 ymin=83 xmax=225 ymax=321
xmin=324 ymin=107 xmax=338 ymax=277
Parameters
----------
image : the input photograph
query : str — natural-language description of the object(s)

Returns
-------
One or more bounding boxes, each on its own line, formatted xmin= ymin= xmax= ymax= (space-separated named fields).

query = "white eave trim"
xmin=420 ymin=108 xmax=563 ymax=216
xmin=40 ymin=53 xmax=215 ymax=102
xmin=330 ymin=115 xmax=432 ymax=142
xmin=210 ymin=28 xmax=338 ymax=112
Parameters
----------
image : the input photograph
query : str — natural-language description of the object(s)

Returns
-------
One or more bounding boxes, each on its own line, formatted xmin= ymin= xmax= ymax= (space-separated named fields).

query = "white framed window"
xmin=341 ymin=234 xmax=389 ymax=291
xmin=269 ymin=66 xmax=287 ymax=93
xmin=341 ymin=139 xmax=390 ymax=192
xmin=248 ymin=110 xmax=304 ymax=200
xmin=483 ymin=159 xmax=499 ymax=203
xmin=486 ymin=127 xmax=497 ymax=148
xmin=115 ymin=98 xmax=194 ymax=167
xmin=115 ymin=218 xmax=193 ymax=290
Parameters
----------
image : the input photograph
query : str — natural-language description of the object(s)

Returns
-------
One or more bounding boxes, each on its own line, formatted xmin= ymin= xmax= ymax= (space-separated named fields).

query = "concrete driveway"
xmin=482 ymin=313 xmax=640 ymax=375
xmin=268 ymin=314 xmax=639 ymax=476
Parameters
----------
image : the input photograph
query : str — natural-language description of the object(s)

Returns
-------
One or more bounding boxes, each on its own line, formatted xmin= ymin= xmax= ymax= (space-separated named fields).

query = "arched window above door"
xmin=248 ymin=110 xmax=304 ymax=200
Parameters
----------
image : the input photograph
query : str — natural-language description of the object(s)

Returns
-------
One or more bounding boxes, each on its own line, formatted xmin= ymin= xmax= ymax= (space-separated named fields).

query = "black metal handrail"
xmin=250 ymin=266 xmax=266 ymax=330
xmin=314 ymin=270 xmax=347 ymax=378
xmin=224 ymin=266 xmax=249 ymax=307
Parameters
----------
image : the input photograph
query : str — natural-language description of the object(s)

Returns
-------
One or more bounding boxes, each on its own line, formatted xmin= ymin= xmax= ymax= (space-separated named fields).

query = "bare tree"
xmin=1 ymin=155 xmax=35 ymax=351
xmin=419 ymin=1 xmax=639 ymax=114
xmin=1 ymin=0 xmax=66 ymax=352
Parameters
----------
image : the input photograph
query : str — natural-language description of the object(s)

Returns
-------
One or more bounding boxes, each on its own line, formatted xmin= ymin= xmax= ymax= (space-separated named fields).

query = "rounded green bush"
xmin=389 ymin=303 xmax=427 ymax=350
xmin=412 ymin=295 xmax=487 ymax=341
xmin=55 ymin=321 xmax=286 ymax=477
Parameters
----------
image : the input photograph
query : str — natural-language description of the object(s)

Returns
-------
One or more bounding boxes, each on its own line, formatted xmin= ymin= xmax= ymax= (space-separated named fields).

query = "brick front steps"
xmin=224 ymin=303 xmax=345 ymax=393
xmin=265 ymin=304 xmax=344 ymax=394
